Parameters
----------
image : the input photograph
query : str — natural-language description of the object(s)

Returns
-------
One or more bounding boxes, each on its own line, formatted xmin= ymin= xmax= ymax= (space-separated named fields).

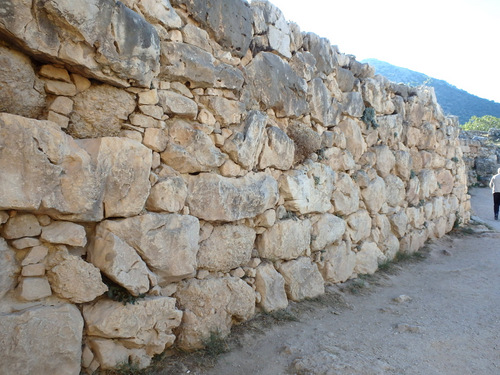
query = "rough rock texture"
xmin=0 ymin=304 xmax=83 ymax=375
xmin=278 ymin=257 xmax=325 ymax=301
xmin=175 ymin=277 xmax=255 ymax=349
xmin=255 ymin=262 xmax=288 ymax=312
xmin=0 ymin=238 xmax=18 ymax=299
xmin=0 ymin=0 xmax=160 ymax=87
xmin=257 ymin=219 xmax=311 ymax=260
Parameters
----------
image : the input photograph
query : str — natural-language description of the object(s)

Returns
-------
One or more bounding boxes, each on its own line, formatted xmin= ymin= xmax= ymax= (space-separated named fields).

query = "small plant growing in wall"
xmin=361 ymin=107 xmax=379 ymax=128
xmin=102 ymin=276 xmax=146 ymax=305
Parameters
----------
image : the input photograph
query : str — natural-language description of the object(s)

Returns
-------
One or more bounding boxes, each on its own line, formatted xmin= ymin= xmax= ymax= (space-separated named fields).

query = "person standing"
xmin=489 ymin=168 xmax=500 ymax=220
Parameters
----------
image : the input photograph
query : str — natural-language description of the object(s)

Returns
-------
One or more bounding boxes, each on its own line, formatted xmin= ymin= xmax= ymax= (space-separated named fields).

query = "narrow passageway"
xmin=197 ymin=187 xmax=500 ymax=375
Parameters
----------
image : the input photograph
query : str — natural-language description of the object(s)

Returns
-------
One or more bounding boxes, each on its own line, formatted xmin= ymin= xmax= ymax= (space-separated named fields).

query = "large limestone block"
xmin=170 ymin=0 xmax=252 ymax=57
xmin=197 ymin=224 xmax=256 ymax=272
xmin=251 ymin=1 xmax=291 ymax=58
xmin=186 ymin=173 xmax=279 ymax=221
xmin=377 ymin=114 xmax=404 ymax=145
xmin=160 ymin=42 xmax=216 ymax=87
xmin=0 ymin=113 xmax=102 ymax=219
xmin=69 ymin=84 xmax=136 ymax=138
xmin=2 ymin=213 xmax=41 ymax=239
xmin=79 ymin=137 xmax=153 ymax=218
xmin=390 ymin=209 xmax=408 ymax=238
xmin=146 ymin=176 xmax=187 ymax=213
xmin=337 ymin=119 xmax=367 ymax=162
xmin=89 ymin=228 xmax=151 ymax=296
xmin=419 ymin=169 xmax=438 ymax=200
xmin=40 ymin=221 xmax=86 ymax=246
xmin=97 ymin=213 xmax=200 ymax=283
xmin=0 ymin=45 xmax=45 ymax=118
xmin=0 ymin=0 xmax=159 ymax=87
xmin=161 ymin=119 xmax=226 ymax=173
xmin=332 ymin=173 xmax=360 ymax=216
xmin=17 ymin=277 xmax=52 ymax=301
xmin=308 ymin=78 xmax=341 ymax=127
xmin=336 ymin=67 xmax=356 ymax=92
xmin=346 ymin=210 xmax=372 ymax=243
xmin=436 ymin=169 xmax=454 ymax=195
xmin=0 ymin=238 xmax=18 ymax=300
xmin=134 ymin=0 xmax=182 ymax=29
xmin=278 ymin=257 xmax=324 ymax=301
xmin=311 ymin=214 xmax=346 ymax=251
xmin=354 ymin=242 xmax=385 ymax=275
xmin=245 ymin=52 xmax=308 ymax=118
xmin=382 ymin=234 xmax=400 ymax=260
xmin=373 ymin=145 xmax=395 ymax=178
xmin=259 ymin=126 xmax=295 ymax=170
xmin=223 ymin=111 xmax=267 ymax=170
xmin=47 ymin=254 xmax=107 ymax=303
xmin=361 ymin=77 xmax=395 ymax=115
xmin=302 ymin=33 xmax=337 ymax=75
xmin=0 ymin=304 xmax=83 ymax=375
xmin=255 ymin=262 xmax=288 ymax=312
xmin=89 ymin=338 xmax=151 ymax=370
xmin=200 ymin=96 xmax=245 ymax=126
xmin=257 ymin=219 xmax=311 ymax=261
xmin=394 ymin=150 xmax=412 ymax=181
xmin=361 ymin=176 xmax=386 ymax=214
xmin=341 ymin=91 xmax=365 ymax=118
xmin=384 ymin=175 xmax=405 ymax=207
xmin=280 ymin=162 xmax=335 ymax=214
xmin=175 ymin=277 xmax=255 ymax=349
xmin=83 ymin=297 xmax=182 ymax=355
xmin=318 ymin=242 xmax=356 ymax=283
xmin=289 ymin=51 xmax=316 ymax=81
xmin=158 ymin=90 xmax=198 ymax=119
xmin=417 ymin=122 xmax=437 ymax=150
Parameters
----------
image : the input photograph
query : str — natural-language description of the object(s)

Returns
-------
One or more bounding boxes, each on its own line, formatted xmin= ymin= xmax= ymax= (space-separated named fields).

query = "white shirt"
xmin=490 ymin=173 xmax=500 ymax=193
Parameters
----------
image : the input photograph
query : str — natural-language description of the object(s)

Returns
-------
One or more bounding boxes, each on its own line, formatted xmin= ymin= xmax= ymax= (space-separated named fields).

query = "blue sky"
xmin=267 ymin=0 xmax=500 ymax=103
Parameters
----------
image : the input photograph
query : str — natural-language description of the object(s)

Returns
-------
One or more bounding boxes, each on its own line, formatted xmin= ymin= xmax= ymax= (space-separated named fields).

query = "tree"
xmin=462 ymin=115 xmax=500 ymax=131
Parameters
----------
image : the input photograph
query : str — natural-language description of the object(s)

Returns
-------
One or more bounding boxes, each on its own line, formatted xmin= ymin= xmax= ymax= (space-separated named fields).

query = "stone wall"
xmin=460 ymin=130 xmax=500 ymax=186
xmin=0 ymin=0 xmax=470 ymax=373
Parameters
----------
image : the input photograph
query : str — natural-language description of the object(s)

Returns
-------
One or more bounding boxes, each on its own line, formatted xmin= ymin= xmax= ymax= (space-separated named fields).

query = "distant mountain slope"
xmin=362 ymin=58 xmax=500 ymax=124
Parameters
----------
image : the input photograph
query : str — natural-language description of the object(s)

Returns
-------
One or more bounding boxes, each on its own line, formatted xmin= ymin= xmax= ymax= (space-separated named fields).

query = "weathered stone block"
xmin=259 ymin=126 xmax=295 ymax=170
xmin=255 ymin=262 xmax=288 ymax=312
xmin=257 ymin=219 xmax=311 ymax=260
xmin=311 ymin=214 xmax=346 ymax=251
xmin=278 ymin=257 xmax=324 ymax=301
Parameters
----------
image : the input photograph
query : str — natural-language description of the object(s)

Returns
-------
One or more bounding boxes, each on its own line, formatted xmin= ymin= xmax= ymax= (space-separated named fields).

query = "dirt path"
xmin=153 ymin=188 xmax=500 ymax=375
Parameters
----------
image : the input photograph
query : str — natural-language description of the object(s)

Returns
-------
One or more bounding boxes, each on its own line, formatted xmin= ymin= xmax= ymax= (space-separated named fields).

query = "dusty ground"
xmin=128 ymin=187 xmax=500 ymax=375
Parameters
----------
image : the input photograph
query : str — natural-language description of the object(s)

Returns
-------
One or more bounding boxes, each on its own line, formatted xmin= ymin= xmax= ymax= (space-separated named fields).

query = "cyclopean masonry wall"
xmin=0 ymin=0 xmax=470 ymax=373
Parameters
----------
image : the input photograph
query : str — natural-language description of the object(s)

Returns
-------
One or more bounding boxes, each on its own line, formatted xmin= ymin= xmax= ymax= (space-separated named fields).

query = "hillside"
xmin=362 ymin=58 xmax=500 ymax=124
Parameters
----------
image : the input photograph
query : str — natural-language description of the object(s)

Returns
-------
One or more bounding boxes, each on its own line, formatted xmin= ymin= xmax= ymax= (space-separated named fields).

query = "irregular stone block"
xmin=158 ymin=90 xmax=198 ymax=119
xmin=83 ymin=297 xmax=182 ymax=355
xmin=384 ymin=175 xmax=405 ymax=207
xmin=2 ymin=214 xmax=41 ymax=239
xmin=374 ymin=145 xmax=396 ymax=178
xmin=222 ymin=111 xmax=267 ymax=170
xmin=308 ymin=78 xmax=341 ymax=127
xmin=161 ymin=119 xmax=226 ymax=173
xmin=200 ymin=96 xmax=245 ymax=126
xmin=255 ymin=262 xmax=288 ymax=312
xmin=336 ymin=67 xmax=356 ymax=92
xmin=280 ymin=162 xmax=335 ymax=214
xmin=17 ymin=277 xmax=52 ymax=301
xmin=257 ymin=219 xmax=311 ymax=260
xmin=47 ymin=254 xmax=107 ymax=303
xmin=11 ymin=237 xmax=41 ymax=250
xmin=186 ymin=172 xmax=279 ymax=222
xmin=146 ymin=177 xmax=187 ymax=213
xmin=22 ymin=245 xmax=49 ymax=266
xmin=318 ymin=242 xmax=356 ymax=283
xmin=160 ymin=42 xmax=216 ymax=87
xmin=0 ymin=45 xmax=45 ymax=118
xmin=97 ymin=213 xmax=200 ymax=283
xmin=278 ymin=257 xmax=324 ymax=301
xmin=302 ymin=32 xmax=338 ymax=75
xmin=354 ymin=242 xmax=385 ymax=275
xmin=245 ymin=52 xmax=308 ymax=118
xmin=311 ymin=214 xmax=346 ymax=251
xmin=197 ymin=224 xmax=256 ymax=272
xmin=69 ymin=84 xmax=136 ymax=138
xmin=289 ymin=52 xmax=316 ymax=81
xmin=361 ymin=176 xmax=386 ymax=214
xmin=89 ymin=228 xmax=150 ymax=296
xmin=0 ymin=0 xmax=160 ymax=87
xmin=0 ymin=238 xmax=18 ymax=299
xmin=0 ymin=304 xmax=83 ymax=375
xmin=135 ymin=0 xmax=182 ymax=29
xmin=40 ymin=221 xmax=87 ymax=246
xmin=175 ymin=277 xmax=255 ymax=349
xmin=259 ymin=126 xmax=295 ymax=170
xmin=332 ymin=172 xmax=360 ymax=216
xmin=337 ymin=118 xmax=367 ymax=162
xmin=342 ymin=91 xmax=365 ymax=118
xmin=215 ymin=63 xmax=245 ymax=91
xmin=346 ymin=210 xmax=372 ymax=243
xmin=171 ymin=0 xmax=252 ymax=57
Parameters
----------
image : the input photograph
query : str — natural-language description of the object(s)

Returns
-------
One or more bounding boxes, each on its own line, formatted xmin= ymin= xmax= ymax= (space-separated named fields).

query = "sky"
xmin=267 ymin=0 xmax=500 ymax=103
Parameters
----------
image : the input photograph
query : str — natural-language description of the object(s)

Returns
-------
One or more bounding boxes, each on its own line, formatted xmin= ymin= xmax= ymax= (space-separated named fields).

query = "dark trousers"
xmin=494 ymin=193 xmax=500 ymax=217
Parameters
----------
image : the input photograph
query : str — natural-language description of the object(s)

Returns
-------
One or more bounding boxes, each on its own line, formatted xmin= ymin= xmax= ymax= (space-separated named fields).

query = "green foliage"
xmin=461 ymin=115 xmax=500 ymax=131
xmin=103 ymin=276 xmax=145 ymax=305
xmin=202 ymin=331 xmax=229 ymax=358
xmin=361 ymin=107 xmax=379 ymax=128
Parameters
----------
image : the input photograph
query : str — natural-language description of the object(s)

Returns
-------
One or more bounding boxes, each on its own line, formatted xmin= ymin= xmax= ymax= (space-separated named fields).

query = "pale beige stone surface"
xmin=354 ymin=242 xmax=385 ymax=275
xmin=146 ymin=177 xmax=188 ymax=213
xmin=318 ymin=241 xmax=356 ymax=283
xmin=48 ymin=254 xmax=107 ymax=303
xmin=257 ymin=219 xmax=311 ymax=261
xmin=2 ymin=214 xmax=41 ymax=239
xmin=311 ymin=214 xmax=346 ymax=251
xmin=278 ymin=257 xmax=325 ymax=301
xmin=255 ymin=262 xmax=288 ymax=312
xmin=0 ymin=304 xmax=83 ymax=375
xmin=17 ymin=277 xmax=52 ymax=301
xmin=0 ymin=238 xmax=18 ymax=299
xmin=41 ymin=221 xmax=87 ymax=246
xmin=197 ymin=224 xmax=256 ymax=272
xmin=175 ymin=277 xmax=255 ymax=349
